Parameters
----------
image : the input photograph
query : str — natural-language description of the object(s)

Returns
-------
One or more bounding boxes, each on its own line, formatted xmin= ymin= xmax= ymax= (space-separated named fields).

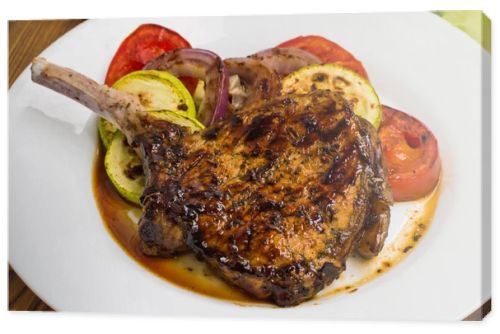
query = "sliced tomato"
xmin=104 ymin=23 xmax=197 ymax=92
xmin=277 ymin=35 xmax=369 ymax=79
xmin=378 ymin=106 xmax=441 ymax=202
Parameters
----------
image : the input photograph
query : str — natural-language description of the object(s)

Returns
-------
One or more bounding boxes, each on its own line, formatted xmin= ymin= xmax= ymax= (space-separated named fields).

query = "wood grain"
xmin=8 ymin=19 xmax=85 ymax=311
xmin=9 ymin=19 xmax=85 ymax=87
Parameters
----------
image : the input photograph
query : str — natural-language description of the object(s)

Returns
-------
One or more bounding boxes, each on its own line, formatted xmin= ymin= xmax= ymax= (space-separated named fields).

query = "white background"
xmin=1 ymin=0 xmax=498 ymax=332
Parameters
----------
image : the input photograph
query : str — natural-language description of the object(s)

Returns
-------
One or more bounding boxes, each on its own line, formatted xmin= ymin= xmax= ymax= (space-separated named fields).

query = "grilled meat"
xmin=137 ymin=91 xmax=392 ymax=306
xmin=31 ymin=58 xmax=392 ymax=306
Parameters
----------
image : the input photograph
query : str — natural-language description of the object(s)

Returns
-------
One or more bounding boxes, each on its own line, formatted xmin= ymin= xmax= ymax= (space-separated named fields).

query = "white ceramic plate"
xmin=9 ymin=13 xmax=489 ymax=320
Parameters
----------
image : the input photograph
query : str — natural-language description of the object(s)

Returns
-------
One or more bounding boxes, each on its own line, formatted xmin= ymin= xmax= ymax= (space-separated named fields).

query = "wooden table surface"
xmin=7 ymin=19 xmax=491 ymax=319
xmin=8 ymin=19 xmax=85 ymax=311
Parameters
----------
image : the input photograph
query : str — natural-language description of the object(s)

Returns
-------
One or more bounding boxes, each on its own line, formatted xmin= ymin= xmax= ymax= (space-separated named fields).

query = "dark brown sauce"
xmin=92 ymin=143 xmax=266 ymax=306
xmin=92 ymin=142 xmax=441 ymax=305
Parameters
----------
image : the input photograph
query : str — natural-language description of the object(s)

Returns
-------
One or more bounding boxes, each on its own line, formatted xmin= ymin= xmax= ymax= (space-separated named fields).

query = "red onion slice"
xmin=144 ymin=48 xmax=229 ymax=125
xmin=251 ymin=47 xmax=321 ymax=76
xmin=224 ymin=57 xmax=280 ymax=110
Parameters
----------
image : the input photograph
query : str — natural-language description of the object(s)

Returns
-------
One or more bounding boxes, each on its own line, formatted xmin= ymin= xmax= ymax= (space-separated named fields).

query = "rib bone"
xmin=31 ymin=57 xmax=146 ymax=143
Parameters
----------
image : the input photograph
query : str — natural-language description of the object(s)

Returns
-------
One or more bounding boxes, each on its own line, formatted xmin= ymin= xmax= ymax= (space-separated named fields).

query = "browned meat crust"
xmin=136 ymin=90 xmax=392 ymax=306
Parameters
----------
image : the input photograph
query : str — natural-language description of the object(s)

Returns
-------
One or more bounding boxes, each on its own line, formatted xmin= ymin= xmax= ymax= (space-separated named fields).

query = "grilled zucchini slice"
xmin=105 ymin=131 xmax=144 ymax=205
xmin=99 ymin=70 xmax=197 ymax=148
xmin=282 ymin=64 xmax=382 ymax=129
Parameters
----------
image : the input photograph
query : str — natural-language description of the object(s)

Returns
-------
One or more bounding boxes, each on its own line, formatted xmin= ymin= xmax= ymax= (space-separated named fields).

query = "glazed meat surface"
xmin=31 ymin=59 xmax=392 ymax=306
xmin=137 ymin=90 xmax=392 ymax=306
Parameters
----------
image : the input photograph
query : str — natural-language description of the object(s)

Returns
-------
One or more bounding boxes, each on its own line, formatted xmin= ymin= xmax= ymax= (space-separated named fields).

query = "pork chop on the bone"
xmin=31 ymin=58 xmax=392 ymax=306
